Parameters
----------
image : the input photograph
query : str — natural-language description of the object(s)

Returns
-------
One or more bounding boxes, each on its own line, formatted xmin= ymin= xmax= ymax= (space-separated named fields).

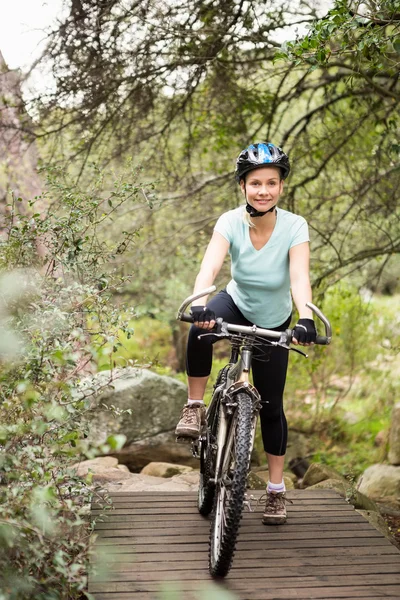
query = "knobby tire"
xmin=198 ymin=365 xmax=230 ymax=516
xmin=198 ymin=395 xmax=219 ymax=516
xmin=209 ymin=391 xmax=253 ymax=578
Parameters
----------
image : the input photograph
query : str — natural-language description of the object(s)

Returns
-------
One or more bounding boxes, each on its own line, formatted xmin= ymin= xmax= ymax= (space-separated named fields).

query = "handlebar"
xmin=177 ymin=285 xmax=332 ymax=345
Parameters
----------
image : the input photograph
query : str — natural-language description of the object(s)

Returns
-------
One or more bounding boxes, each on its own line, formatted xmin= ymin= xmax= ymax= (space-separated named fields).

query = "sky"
xmin=0 ymin=0 xmax=63 ymax=71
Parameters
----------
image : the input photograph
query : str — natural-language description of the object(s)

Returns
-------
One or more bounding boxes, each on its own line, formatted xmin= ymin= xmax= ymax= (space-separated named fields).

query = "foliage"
xmin=0 ymin=163 xmax=148 ymax=599
xmin=22 ymin=0 xmax=397 ymax=312
xmin=281 ymin=0 xmax=400 ymax=72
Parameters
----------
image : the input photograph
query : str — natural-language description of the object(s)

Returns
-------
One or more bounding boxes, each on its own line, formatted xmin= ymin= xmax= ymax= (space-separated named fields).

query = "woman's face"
xmin=240 ymin=166 xmax=283 ymax=213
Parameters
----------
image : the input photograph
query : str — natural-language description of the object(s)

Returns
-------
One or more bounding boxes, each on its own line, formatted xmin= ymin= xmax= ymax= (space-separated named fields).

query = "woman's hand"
xmin=190 ymin=305 xmax=216 ymax=330
xmin=293 ymin=318 xmax=316 ymax=346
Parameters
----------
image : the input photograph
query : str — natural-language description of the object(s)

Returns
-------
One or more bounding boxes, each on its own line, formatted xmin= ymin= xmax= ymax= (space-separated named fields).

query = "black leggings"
xmin=186 ymin=290 xmax=290 ymax=456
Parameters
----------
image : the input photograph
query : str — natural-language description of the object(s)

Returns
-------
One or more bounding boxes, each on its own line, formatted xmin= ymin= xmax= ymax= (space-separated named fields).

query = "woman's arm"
xmin=193 ymin=231 xmax=230 ymax=304
xmin=289 ymin=241 xmax=313 ymax=320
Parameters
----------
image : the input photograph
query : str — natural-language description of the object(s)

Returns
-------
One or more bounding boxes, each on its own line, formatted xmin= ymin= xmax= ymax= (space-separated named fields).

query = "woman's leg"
xmin=176 ymin=290 xmax=251 ymax=437
xmin=251 ymin=317 xmax=291 ymax=524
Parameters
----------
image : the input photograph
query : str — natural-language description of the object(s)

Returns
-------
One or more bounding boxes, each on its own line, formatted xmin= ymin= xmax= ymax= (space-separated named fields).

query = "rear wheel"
xmin=198 ymin=393 xmax=219 ymax=516
xmin=209 ymin=392 xmax=253 ymax=578
xmin=198 ymin=366 xmax=230 ymax=516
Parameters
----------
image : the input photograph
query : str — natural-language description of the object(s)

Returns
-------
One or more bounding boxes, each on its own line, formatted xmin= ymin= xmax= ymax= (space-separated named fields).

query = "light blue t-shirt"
xmin=214 ymin=206 xmax=309 ymax=328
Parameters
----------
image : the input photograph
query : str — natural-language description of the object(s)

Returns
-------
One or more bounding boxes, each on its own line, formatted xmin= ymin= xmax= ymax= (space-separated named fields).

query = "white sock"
xmin=187 ymin=398 xmax=205 ymax=405
xmin=267 ymin=480 xmax=285 ymax=494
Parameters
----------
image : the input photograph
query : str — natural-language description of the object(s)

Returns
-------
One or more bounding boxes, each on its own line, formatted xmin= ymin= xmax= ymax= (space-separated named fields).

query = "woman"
xmin=175 ymin=142 xmax=316 ymax=525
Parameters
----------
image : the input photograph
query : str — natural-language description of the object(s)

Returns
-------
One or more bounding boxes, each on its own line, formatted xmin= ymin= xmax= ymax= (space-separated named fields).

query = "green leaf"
xmin=106 ymin=434 xmax=127 ymax=451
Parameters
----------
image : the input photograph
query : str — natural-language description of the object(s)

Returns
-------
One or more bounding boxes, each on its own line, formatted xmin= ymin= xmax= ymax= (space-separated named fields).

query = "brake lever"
xmin=197 ymin=332 xmax=229 ymax=341
xmin=270 ymin=339 xmax=309 ymax=358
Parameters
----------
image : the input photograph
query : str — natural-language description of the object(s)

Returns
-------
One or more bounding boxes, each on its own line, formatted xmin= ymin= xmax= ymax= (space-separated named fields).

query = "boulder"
xmin=357 ymin=464 xmax=400 ymax=502
xmin=284 ymin=431 xmax=310 ymax=465
xmin=109 ymin=431 xmax=199 ymax=471
xmin=247 ymin=472 xmax=267 ymax=490
xmin=307 ymin=479 xmax=379 ymax=511
xmin=306 ymin=478 xmax=347 ymax=495
xmin=103 ymin=471 xmax=200 ymax=493
xmin=70 ymin=457 xmax=134 ymax=483
xmin=251 ymin=469 xmax=295 ymax=490
xmin=140 ymin=462 xmax=193 ymax=478
xmin=388 ymin=403 xmax=400 ymax=465
xmin=302 ymin=463 xmax=346 ymax=488
xmin=83 ymin=367 xmax=187 ymax=444
xmin=375 ymin=429 xmax=389 ymax=448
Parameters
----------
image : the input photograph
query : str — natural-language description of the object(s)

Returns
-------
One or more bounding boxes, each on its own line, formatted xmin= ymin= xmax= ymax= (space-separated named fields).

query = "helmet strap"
xmin=245 ymin=202 xmax=276 ymax=218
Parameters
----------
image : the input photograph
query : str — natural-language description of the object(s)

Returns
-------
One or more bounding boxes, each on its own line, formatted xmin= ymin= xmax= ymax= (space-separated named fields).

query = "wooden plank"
xmin=90 ymin=592 xmax=400 ymax=600
xmin=94 ymin=537 xmax=393 ymax=551
xmin=92 ymin=511 xmax=360 ymax=522
xmin=93 ymin=512 xmax=367 ymax=525
xmin=91 ymin=505 xmax=355 ymax=516
xmin=95 ymin=528 xmax=383 ymax=543
xmin=97 ymin=489 xmax=340 ymax=498
xmin=92 ymin=562 xmax=400 ymax=582
xmin=94 ymin=522 xmax=375 ymax=536
xmin=89 ymin=574 xmax=400 ymax=592
xmin=92 ymin=544 xmax=400 ymax=560
xmin=93 ymin=497 xmax=347 ymax=507
xmin=92 ymin=494 xmax=344 ymax=508
xmin=88 ymin=583 xmax=400 ymax=600
xmin=93 ymin=554 xmax=400 ymax=571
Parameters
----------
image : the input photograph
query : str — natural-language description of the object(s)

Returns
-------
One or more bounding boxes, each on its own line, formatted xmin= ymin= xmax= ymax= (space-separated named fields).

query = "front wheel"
xmin=209 ymin=392 xmax=253 ymax=578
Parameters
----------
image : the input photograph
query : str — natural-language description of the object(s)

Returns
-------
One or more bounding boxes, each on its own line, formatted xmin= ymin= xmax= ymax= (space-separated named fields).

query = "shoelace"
xmin=182 ymin=406 xmax=199 ymax=424
xmin=257 ymin=492 xmax=293 ymax=507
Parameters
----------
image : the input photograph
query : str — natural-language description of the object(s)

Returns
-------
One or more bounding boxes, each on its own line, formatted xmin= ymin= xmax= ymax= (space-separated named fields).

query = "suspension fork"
xmin=213 ymin=347 xmax=257 ymax=483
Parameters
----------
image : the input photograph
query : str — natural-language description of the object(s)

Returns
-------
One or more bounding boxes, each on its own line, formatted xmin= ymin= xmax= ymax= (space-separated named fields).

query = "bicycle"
xmin=177 ymin=285 xmax=332 ymax=578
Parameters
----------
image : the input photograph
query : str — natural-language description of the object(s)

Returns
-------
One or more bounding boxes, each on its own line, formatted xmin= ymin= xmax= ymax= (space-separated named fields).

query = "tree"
xmin=25 ymin=0 xmax=400 ymax=300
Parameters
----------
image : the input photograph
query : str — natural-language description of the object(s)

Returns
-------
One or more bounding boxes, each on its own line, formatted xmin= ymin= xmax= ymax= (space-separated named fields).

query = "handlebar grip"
xmin=316 ymin=335 xmax=330 ymax=345
xmin=180 ymin=313 xmax=194 ymax=324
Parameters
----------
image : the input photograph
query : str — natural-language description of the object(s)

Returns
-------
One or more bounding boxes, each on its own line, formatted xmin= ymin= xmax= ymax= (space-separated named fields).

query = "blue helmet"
xmin=235 ymin=142 xmax=290 ymax=182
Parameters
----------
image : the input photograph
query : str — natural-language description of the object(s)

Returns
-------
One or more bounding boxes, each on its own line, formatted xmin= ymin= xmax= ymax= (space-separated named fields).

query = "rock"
xmin=116 ymin=464 xmax=131 ymax=473
xmin=82 ymin=367 xmax=187 ymax=444
xmin=284 ymin=431 xmax=309 ymax=465
xmin=306 ymin=478 xmax=347 ymax=495
xmin=389 ymin=403 xmax=400 ymax=465
xmin=357 ymin=464 xmax=400 ymax=502
xmin=302 ymin=463 xmax=346 ymax=488
xmin=77 ymin=457 xmax=119 ymax=469
xmin=102 ymin=472 xmax=200 ymax=493
xmin=288 ymin=457 xmax=310 ymax=479
xmin=251 ymin=470 xmax=295 ymax=490
xmin=140 ymin=462 xmax=193 ymax=478
xmin=109 ymin=431 xmax=199 ymax=471
xmin=247 ymin=472 xmax=267 ymax=490
xmin=70 ymin=457 xmax=134 ymax=483
xmin=356 ymin=510 xmax=393 ymax=542
xmin=172 ymin=472 xmax=199 ymax=486
xmin=375 ymin=429 xmax=388 ymax=448
xmin=307 ymin=479 xmax=379 ymax=512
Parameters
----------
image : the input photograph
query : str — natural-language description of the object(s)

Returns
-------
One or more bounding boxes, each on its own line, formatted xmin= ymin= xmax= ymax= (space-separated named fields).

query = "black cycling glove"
xmin=293 ymin=318 xmax=317 ymax=344
xmin=190 ymin=305 xmax=216 ymax=325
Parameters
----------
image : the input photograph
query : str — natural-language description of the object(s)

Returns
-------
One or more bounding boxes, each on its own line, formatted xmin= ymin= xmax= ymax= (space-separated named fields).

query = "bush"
xmin=0 ymin=163 xmax=150 ymax=599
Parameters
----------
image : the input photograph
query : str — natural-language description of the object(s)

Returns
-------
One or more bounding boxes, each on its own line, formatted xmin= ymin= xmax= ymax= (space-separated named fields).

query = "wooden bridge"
xmin=89 ymin=489 xmax=400 ymax=600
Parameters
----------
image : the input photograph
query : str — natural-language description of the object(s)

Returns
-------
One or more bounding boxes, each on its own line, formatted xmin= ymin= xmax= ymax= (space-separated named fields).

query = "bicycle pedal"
xmin=175 ymin=436 xmax=194 ymax=444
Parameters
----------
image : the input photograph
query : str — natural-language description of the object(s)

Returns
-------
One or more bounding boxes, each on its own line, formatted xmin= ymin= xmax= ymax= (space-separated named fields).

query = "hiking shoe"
xmin=261 ymin=491 xmax=288 ymax=525
xmin=175 ymin=403 xmax=206 ymax=439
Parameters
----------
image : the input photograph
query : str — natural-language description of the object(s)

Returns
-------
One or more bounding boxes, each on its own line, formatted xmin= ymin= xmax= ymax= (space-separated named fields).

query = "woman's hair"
xmin=243 ymin=210 xmax=255 ymax=228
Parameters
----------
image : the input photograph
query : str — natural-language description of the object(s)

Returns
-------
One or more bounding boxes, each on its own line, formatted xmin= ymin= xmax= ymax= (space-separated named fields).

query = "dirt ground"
xmin=382 ymin=512 xmax=400 ymax=549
